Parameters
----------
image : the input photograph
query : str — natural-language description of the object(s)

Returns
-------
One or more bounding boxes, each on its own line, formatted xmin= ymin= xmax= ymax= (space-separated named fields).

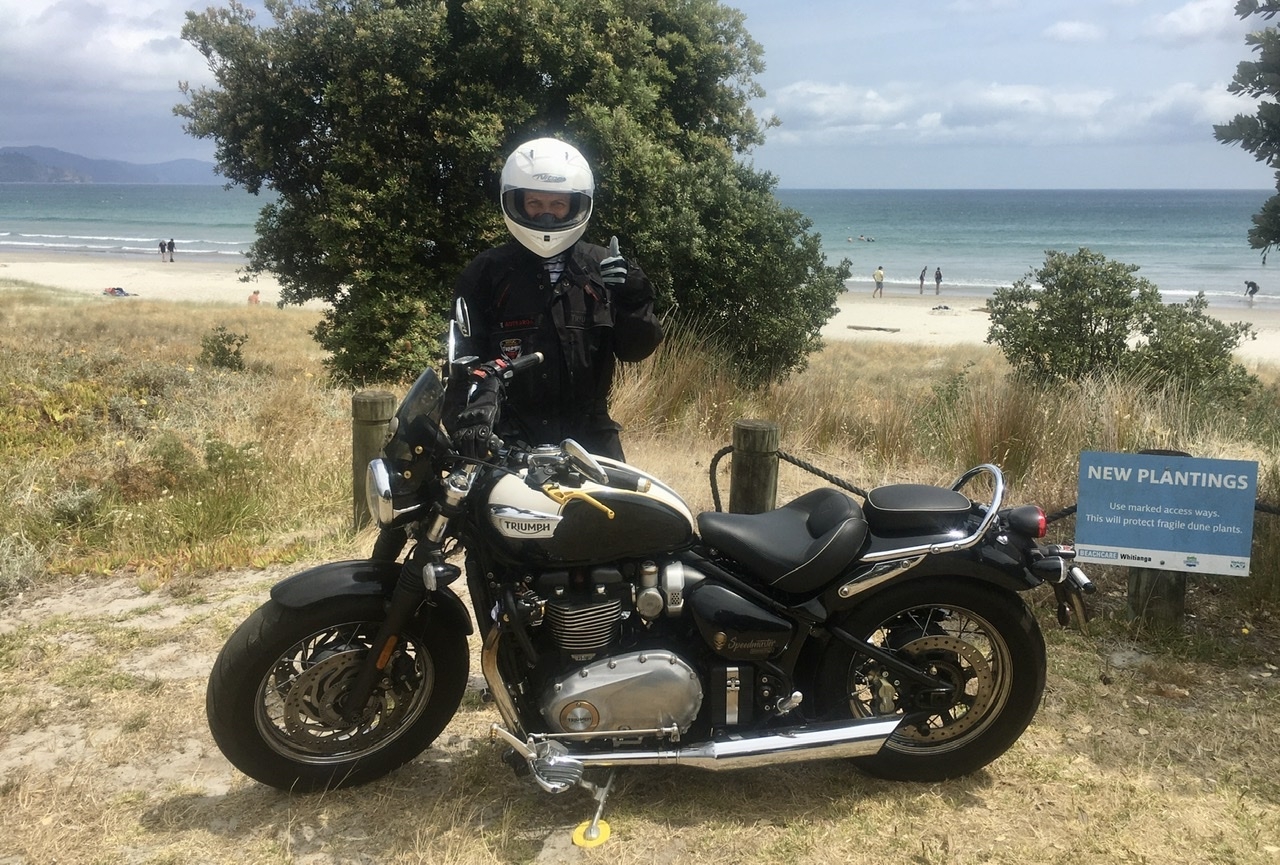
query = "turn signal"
xmin=1007 ymin=505 xmax=1047 ymax=538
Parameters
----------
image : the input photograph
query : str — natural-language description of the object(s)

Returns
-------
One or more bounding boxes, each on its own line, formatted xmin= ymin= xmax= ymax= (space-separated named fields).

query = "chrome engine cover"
xmin=540 ymin=650 xmax=703 ymax=736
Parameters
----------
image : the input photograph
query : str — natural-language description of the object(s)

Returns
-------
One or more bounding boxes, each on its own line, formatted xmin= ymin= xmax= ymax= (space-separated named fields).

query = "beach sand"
xmin=821 ymin=288 xmax=1280 ymax=367
xmin=0 ymin=249 xmax=291 ymax=307
xmin=3 ymin=250 xmax=1278 ymax=366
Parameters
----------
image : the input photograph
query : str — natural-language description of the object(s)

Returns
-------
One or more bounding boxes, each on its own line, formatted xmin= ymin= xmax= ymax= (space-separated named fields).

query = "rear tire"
xmin=817 ymin=578 xmax=1045 ymax=781
xmin=207 ymin=595 xmax=468 ymax=791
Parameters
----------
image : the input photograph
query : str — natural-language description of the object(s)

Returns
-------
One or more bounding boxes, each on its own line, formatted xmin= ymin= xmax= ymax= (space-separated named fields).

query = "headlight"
xmin=365 ymin=458 xmax=396 ymax=527
xmin=366 ymin=458 xmax=425 ymax=527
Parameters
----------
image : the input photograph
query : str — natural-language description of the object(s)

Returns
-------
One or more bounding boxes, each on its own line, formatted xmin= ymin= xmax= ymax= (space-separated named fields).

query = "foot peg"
xmin=774 ymin=690 xmax=803 ymax=716
xmin=491 ymin=724 xmax=582 ymax=792
xmin=491 ymin=725 xmax=620 ymax=846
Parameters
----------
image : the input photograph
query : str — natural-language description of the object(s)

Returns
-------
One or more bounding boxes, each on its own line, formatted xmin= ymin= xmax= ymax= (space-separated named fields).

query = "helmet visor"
xmin=501 ymin=189 xmax=592 ymax=233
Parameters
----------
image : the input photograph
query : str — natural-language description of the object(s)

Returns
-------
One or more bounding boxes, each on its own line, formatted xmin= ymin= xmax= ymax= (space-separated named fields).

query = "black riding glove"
xmin=448 ymin=377 xmax=502 ymax=459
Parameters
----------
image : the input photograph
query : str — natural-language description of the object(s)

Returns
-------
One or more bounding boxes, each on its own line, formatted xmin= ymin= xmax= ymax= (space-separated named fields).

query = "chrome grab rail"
xmin=857 ymin=463 xmax=1005 ymax=565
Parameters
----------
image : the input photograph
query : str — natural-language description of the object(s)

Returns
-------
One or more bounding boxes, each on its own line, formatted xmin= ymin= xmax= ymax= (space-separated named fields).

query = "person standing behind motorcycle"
xmin=445 ymin=137 xmax=663 ymax=462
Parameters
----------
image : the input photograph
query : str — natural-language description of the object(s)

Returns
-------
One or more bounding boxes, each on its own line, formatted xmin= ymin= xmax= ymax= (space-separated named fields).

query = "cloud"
xmin=762 ymin=77 xmax=1246 ymax=149
xmin=0 ymin=1 xmax=212 ymax=95
xmin=1151 ymin=0 xmax=1243 ymax=44
xmin=1044 ymin=20 xmax=1106 ymax=43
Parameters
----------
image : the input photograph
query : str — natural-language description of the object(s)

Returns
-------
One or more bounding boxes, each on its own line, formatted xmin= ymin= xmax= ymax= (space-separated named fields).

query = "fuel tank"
xmin=481 ymin=457 xmax=696 ymax=566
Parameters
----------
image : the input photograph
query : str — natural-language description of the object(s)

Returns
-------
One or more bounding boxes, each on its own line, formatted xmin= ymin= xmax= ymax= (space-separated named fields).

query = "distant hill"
xmin=0 ymin=146 xmax=221 ymax=184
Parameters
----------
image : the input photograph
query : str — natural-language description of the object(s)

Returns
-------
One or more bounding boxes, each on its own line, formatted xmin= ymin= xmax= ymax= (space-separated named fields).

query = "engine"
xmin=539 ymin=650 xmax=702 ymax=735
xmin=525 ymin=561 xmax=706 ymax=736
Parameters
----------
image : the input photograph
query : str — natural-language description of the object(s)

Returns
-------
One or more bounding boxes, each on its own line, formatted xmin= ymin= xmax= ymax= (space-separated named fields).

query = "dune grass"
xmin=4 ymin=279 xmax=1280 ymax=609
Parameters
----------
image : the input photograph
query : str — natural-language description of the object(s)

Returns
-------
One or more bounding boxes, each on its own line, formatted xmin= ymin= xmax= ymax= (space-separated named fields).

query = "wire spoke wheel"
xmin=257 ymin=620 xmax=433 ymax=763
xmin=819 ymin=578 xmax=1045 ymax=781
xmin=853 ymin=610 xmax=1009 ymax=753
xmin=207 ymin=595 xmax=468 ymax=791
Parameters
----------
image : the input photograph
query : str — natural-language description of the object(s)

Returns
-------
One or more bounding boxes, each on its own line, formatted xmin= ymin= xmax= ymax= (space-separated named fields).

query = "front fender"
xmin=270 ymin=558 xmax=473 ymax=635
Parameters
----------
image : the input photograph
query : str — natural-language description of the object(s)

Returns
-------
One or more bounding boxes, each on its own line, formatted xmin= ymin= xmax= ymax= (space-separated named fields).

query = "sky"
xmin=0 ymin=0 xmax=1274 ymax=189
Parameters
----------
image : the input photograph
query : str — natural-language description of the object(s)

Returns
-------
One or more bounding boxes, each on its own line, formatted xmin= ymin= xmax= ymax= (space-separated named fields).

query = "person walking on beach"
xmin=872 ymin=266 xmax=885 ymax=298
xmin=166 ymin=238 xmax=175 ymax=261
xmin=1245 ymin=280 xmax=1260 ymax=304
xmin=934 ymin=267 xmax=943 ymax=294
xmin=158 ymin=240 xmax=167 ymax=262
xmin=919 ymin=266 xmax=927 ymax=294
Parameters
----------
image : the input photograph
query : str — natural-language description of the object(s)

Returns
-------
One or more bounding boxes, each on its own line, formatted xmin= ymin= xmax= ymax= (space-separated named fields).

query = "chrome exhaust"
xmin=493 ymin=716 xmax=901 ymax=774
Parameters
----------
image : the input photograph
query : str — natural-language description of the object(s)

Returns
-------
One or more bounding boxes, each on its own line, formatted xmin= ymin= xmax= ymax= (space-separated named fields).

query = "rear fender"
xmin=826 ymin=544 xmax=1038 ymax=611
xmin=270 ymin=559 xmax=473 ymax=635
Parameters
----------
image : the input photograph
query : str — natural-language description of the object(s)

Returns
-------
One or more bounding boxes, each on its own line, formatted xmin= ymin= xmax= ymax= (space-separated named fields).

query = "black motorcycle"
xmin=207 ymin=327 xmax=1092 ymax=845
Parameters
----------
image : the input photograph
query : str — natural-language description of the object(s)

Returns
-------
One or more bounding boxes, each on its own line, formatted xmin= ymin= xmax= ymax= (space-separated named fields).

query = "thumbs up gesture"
xmin=600 ymin=235 xmax=629 ymax=289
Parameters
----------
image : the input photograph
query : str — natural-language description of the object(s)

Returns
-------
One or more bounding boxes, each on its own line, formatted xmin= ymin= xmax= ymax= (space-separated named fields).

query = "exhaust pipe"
xmin=494 ymin=716 xmax=901 ymax=775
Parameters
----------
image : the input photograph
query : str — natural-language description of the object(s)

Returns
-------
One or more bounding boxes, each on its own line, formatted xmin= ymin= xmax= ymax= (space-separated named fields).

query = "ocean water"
xmin=777 ymin=188 xmax=1277 ymax=309
xmin=1 ymin=183 xmax=1275 ymax=308
xmin=0 ymin=183 xmax=266 ymax=258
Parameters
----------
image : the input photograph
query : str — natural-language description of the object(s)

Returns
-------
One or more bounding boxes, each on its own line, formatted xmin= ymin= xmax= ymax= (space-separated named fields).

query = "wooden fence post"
xmin=1125 ymin=449 xmax=1192 ymax=630
xmin=352 ymin=390 xmax=397 ymax=532
xmin=729 ymin=419 xmax=779 ymax=514
xmin=1127 ymin=568 xmax=1187 ymax=630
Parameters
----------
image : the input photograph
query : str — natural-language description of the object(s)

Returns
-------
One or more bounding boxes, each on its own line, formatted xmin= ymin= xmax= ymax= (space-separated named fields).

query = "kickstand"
xmin=571 ymin=769 xmax=618 ymax=848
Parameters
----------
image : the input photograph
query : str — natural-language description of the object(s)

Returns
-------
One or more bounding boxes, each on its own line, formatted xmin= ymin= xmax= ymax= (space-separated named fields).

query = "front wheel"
xmin=817 ymin=577 xmax=1046 ymax=781
xmin=207 ymin=595 xmax=468 ymax=791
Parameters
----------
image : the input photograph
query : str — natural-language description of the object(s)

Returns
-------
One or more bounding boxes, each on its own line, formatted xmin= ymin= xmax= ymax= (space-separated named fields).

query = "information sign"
xmin=1075 ymin=451 xmax=1257 ymax=576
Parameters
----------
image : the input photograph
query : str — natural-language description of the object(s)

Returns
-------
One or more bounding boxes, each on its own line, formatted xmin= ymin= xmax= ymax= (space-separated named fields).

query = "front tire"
xmin=207 ymin=595 xmax=468 ymax=791
xmin=817 ymin=577 xmax=1045 ymax=781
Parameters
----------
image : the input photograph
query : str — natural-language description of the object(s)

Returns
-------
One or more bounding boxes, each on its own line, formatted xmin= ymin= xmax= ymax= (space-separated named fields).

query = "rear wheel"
xmin=207 ymin=595 xmax=468 ymax=791
xmin=817 ymin=578 xmax=1045 ymax=781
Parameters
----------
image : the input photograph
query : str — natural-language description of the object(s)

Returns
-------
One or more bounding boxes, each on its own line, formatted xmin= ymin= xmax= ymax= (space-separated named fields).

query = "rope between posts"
xmin=708 ymin=445 xmax=1280 ymax=520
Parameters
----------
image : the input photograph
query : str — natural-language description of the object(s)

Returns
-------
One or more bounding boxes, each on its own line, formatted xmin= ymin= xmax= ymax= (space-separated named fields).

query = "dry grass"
xmin=3 ymin=282 xmax=1280 ymax=862
xmin=1 ymin=572 xmax=1278 ymax=864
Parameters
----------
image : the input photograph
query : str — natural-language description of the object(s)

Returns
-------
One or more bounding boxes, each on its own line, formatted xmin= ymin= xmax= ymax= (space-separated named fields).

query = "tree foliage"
xmin=986 ymin=248 xmax=1257 ymax=402
xmin=177 ymin=0 xmax=849 ymax=384
xmin=1215 ymin=0 xmax=1280 ymax=261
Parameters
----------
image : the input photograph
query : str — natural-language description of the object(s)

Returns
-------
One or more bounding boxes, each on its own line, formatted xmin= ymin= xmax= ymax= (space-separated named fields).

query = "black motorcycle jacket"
xmin=447 ymin=239 xmax=663 ymax=452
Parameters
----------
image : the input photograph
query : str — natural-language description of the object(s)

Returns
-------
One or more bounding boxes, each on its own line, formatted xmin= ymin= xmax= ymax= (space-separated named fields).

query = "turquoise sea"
xmin=1 ymin=183 xmax=1275 ymax=308
xmin=776 ymin=188 xmax=1276 ymax=309
xmin=0 ymin=183 xmax=266 ymax=259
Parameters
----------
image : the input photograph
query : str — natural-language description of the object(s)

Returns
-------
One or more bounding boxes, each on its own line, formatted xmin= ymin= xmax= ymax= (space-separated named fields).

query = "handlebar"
xmin=466 ymin=351 xmax=545 ymax=387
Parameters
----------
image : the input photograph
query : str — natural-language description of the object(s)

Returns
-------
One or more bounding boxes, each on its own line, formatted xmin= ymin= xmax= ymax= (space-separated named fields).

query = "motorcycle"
xmin=206 ymin=315 xmax=1094 ymax=845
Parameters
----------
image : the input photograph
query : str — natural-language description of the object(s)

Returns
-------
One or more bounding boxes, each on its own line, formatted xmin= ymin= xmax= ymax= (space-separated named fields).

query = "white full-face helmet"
xmin=500 ymin=137 xmax=594 ymax=257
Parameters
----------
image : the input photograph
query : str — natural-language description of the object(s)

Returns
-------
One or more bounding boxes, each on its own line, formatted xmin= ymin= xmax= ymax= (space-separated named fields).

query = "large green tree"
xmin=178 ymin=0 xmax=849 ymax=384
xmin=1216 ymin=0 xmax=1280 ymax=261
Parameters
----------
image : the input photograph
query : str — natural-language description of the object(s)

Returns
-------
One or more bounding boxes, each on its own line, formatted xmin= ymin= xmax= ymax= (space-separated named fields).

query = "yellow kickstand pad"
xmin=572 ymin=819 xmax=611 ymax=848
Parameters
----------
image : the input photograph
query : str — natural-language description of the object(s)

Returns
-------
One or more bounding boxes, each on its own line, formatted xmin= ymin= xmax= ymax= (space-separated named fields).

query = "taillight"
xmin=1007 ymin=505 xmax=1047 ymax=538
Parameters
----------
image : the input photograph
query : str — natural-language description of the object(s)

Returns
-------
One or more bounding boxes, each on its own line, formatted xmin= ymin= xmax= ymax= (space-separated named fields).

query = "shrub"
xmin=986 ymin=248 xmax=1256 ymax=405
xmin=199 ymin=325 xmax=249 ymax=371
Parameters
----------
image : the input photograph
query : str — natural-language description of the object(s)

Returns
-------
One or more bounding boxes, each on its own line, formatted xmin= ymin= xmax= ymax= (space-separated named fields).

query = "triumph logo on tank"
xmin=501 ymin=518 xmax=555 ymax=537
xmin=489 ymin=506 xmax=559 ymax=538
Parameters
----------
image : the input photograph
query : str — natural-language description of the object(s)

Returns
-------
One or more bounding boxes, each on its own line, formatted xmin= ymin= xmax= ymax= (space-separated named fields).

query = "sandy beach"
xmin=0 ymin=249 xmax=290 ymax=307
xmin=822 ymin=287 xmax=1280 ymax=367
xmin=3 ymin=250 xmax=1278 ymax=366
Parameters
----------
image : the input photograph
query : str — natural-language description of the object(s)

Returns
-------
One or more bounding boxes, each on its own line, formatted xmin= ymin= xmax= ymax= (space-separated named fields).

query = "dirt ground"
xmin=3 ymin=568 xmax=1280 ymax=865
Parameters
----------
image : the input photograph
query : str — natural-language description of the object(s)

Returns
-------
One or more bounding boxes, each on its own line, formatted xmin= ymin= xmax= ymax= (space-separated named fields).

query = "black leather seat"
xmin=863 ymin=484 xmax=972 ymax=535
xmin=697 ymin=488 xmax=869 ymax=594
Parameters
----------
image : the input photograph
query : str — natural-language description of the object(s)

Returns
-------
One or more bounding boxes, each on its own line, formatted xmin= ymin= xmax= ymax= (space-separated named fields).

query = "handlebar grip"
xmin=507 ymin=351 xmax=545 ymax=374
xmin=1068 ymin=566 xmax=1096 ymax=595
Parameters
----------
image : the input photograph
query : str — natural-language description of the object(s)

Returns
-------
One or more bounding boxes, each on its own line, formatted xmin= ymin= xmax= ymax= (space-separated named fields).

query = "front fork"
xmin=342 ymin=464 xmax=478 ymax=723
